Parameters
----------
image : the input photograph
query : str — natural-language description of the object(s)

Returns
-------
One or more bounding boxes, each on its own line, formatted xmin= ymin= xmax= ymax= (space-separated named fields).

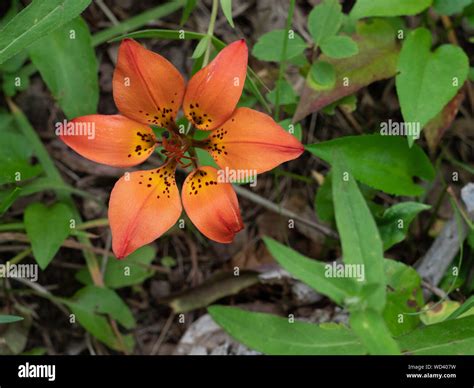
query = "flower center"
xmin=160 ymin=131 xmax=196 ymax=168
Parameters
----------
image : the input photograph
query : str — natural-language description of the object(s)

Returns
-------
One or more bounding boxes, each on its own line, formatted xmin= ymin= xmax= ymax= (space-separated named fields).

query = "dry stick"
xmin=233 ymin=185 xmax=339 ymax=240
xmin=416 ymin=183 xmax=474 ymax=293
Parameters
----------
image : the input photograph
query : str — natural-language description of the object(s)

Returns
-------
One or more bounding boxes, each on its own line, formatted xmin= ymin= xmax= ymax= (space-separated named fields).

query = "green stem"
xmin=202 ymin=0 xmax=219 ymax=67
xmin=8 ymin=248 xmax=32 ymax=265
xmin=273 ymin=0 xmax=296 ymax=120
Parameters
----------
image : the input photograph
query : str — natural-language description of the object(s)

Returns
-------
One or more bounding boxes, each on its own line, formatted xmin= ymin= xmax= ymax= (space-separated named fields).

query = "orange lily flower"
xmin=60 ymin=38 xmax=304 ymax=258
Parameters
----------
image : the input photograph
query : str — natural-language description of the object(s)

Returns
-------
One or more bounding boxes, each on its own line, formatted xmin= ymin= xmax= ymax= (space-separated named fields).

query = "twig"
xmin=416 ymin=183 xmax=474 ymax=290
xmin=233 ymin=185 xmax=339 ymax=239
xmin=151 ymin=313 xmax=174 ymax=355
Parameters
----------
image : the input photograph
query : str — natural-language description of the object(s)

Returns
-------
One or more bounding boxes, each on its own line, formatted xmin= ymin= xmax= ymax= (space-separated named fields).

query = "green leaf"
xmin=209 ymin=306 xmax=365 ymax=355
xmin=433 ymin=0 xmax=472 ymax=15
xmin=320 ymin=35 xmax=359 ymax=59
xmin=266 ymin=80 xmax=297 ymax=106
xmin=0 ymin=187 xmax=22 ymax=216
xmin=398 ymin=315 xmax=474 ymax=355
xmin=66 ymin=298 xmax=134 ymax=352
xmin=180 ymin=0 xmax=197 ymax=25
xmin=350 ymin=309 xmax=400 ymax=354
xmin=295 ymin=19 xmax=399 ymax=122
xmin=351 ymin=0 xmax=432 ymax=18
xmin=191 ymin=35 xmax=210 ymax=59
xmin=308 ymin=0 xmax=343 ymax=46
xmin=252 ymin=29 xmax=307 ymax=62
xmin=0 ymin=131 xmax=43 ymax=185
xmin=383 ymin=260 xmax=423 ymax=336
xmin=309 ymin=61 xmax=336 ymax=89
xmin=332 ymin=154 xmax=386 ymax=312
xmin=220 ymin=0 xmax=235 ymax=28
xmin=0 ymin=0 xmax=92 ymax=65
xmin=396 ymin=28 xmax=469 ymax=144
xmin=24 ymin=202 xmax=73 ymax=270
xmin=307 ymin=134 xmax=435 ymax=196
xmin=378 ymin=202 xmax=431 ymax=249
xmin=29 ymin=17 xmax=99 ymax=119
xmin=70 ymin=286 xmax=135 ymax=329
xmin=448 ymin=296 xmax=474 ymax=319
xmin=0 ymin=315 xmax=24 ymax=324
xmin=315 ymin=171 xmax=335 ymax=222
xmin=278 ymin=119 xmax=302 ymax=142
xmin=264 ymin=237 xmax=359 ymax=305
xmin=76 ymin=245 xmax=155 ymax=289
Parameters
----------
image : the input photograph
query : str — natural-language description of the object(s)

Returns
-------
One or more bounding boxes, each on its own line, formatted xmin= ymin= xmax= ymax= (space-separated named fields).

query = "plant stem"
xmin=273 ymin=0 xmax=296 ymax=120
xmin=202 ymin=0 xmax=219 ymax=67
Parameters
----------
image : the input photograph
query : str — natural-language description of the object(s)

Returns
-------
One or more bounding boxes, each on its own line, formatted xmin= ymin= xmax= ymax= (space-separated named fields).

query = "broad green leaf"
xmin=66 ymin=300 xmax=134 ymax=352
xmin=295 ymin=19 xmax=399 ymax=121
xmin=332 ymin=155 xmax=385 ymax=312
xmin=191 ymin=35 xmax=210 ymax=59
xmin=434 ymin=0 xmax=472 ymax=15
xmin=421 ymin=301 xmax=461 ymax=325
xmin=220 ymin=0 xmax=235 ymax=28
xmin=315 ymin=171 xmax=334 ymax=222
xmin=308 ymin=0 xmax=343 ymax=46
xmin=309 ymin=61 xmax=336 ymax=89
xmin=264 ymin=237 xmax=359 ymax=305
xmin=2 ymin=68 xmax=30 ymax=97
xmin=0 ymin=0 xmax=21 ymax=30
xmin=383 ymin=260 xmax=423 ymax=336
xmin=278 ymin=119 xmax=302 ymax=142
xmin=320 ymin=35 xmax=359 ymax=59
xmin=378 ymin=202 xmax=431 ymax=249
xmin=75 ymin=246 xmax=155 ymax=289
xmin=0 ymin=187 xmax=22 ymax=216
xmin=0 ymin=313 xmax=31 ymax=355
xmin=398 ymin=315 xmax=474 ymax=355
xmin=252 ymin=29 xmax=307 ymax=62
xmin=69 ymin=286 xmax=135 ymax=329
xmin=209 ymin=306 xmax=365 ymax=355
xmin=0 ymin=131 xmax=43 ymax=185
xmin=0 ymin=315 xmax=24 ymax=324
xmin=307 ymin=134 xmax=435 ymax=196
xmin=24 ymin=202 xmax=73 ymax=270
xmin=396 ymin=28 xmax=469 ymax=144
xmin=351 ymin=0 xmax=432 ymax=18
xmin=0 ymin=0 xmax=92 ymax=65
xmin=350 ymin=309 xmax=400 ymax=355
xmin=266 ymin=80 xmax=297 ymax=106
xmin=29 ymin=17 xmax=99 ymax=119
xmin=321 ymin=94 xmax=357 ymax=115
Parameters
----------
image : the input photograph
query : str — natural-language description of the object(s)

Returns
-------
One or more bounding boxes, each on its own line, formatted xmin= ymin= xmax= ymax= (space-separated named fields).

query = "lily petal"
xmin=202 ymin=108 xmax=304 ymax=174
xmin=59 ymin=114 xmax=156 ymax=167
xmin=113 ymin=39 xmax=185 ymax=128
xmin=109 ymin=162 xmax=182 ymax=258
xmin=183 ymin=39 xmax=248 ymax=130
xmin=182 ymin=166 xmax=243 ymax=243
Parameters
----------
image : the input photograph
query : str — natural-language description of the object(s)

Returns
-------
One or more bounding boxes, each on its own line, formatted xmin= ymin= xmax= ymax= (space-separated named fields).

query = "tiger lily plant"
xmin=60 ymin=38 xmax=304 ymax=258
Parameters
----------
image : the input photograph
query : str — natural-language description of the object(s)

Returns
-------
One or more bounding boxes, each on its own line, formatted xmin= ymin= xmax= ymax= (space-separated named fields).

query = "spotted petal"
xmin=113 ymin=39 xmax=185 ymax=128
xmin=109 ymin=162 xmax=182 ymax=258
xmin=182 ymin=166 xmax=243 ymax=243
xmin=59 ymin=114 xmax=156 ymax=167
xmin=183 ymin=40 xmax=248 ymax=131
xmin=203 ymin=108 xmax=304 ymax=174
